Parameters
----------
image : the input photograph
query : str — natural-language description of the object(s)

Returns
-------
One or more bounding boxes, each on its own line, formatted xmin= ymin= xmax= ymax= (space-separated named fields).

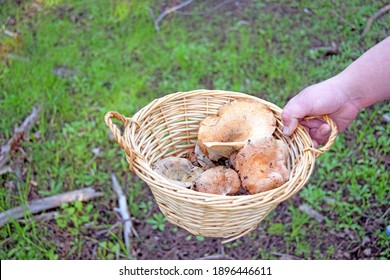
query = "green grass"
xmin=0 ymin=0 xmax=389 ymax=259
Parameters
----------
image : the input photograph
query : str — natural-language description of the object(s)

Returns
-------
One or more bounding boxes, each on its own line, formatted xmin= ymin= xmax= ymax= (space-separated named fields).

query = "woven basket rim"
xmin=105 ymin=89 xmax=337 ymax=204
xmin=105 ymin=89 xmax=337 ymax=241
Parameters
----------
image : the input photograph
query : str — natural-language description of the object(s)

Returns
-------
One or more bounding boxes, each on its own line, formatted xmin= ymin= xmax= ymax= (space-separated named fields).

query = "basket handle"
xmin=104 ymin=111 xmax=140 ymax=171
xmin=303 ymin=114 xmax=338 ymax=158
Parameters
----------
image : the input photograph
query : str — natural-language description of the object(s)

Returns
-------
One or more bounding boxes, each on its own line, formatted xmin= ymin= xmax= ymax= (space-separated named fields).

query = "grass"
xmin=0 ymin=0 xmax=389 ymax=259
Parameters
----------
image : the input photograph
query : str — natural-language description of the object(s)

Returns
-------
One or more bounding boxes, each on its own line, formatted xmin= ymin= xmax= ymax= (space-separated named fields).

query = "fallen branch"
xmin=196 ymin=254 xmax=235 ymax=260
xmin=0 ymin=187 xmax=103 ymax=227
xmin=362 ymin=4 xmax=390 ymax=37
xmin=298 ymin=204 xmax=324 ymax=223
xmin=174 ymin=0 xmax=234 ymax=15
xmin=383 ymin=114 xmax=390 ymax=123
xmin=378 ymin=207 xmax=390 ymax=222
xmin=150 ymin=0 xmax=193 ymax=31
xmin=272 ymin=252 xmax=302 ymax=260
xmin=310 ymin=42 xmax=340 ymax=57
xmin=18 ymin=211 xmax=58 ymax=224
xmin=0 ymin=238 xmax=10 ymax=247
xmin=3 ymin=29 xmax=20 ymax=39
xmin=0 ymin=166 xmax=12 ymax=176
xmin=111 ymin=174 xmax=137 ymax=257
xmin=5 ymin=54 xmax=30 ymax=62
xmin=0 ymin=106 xmax=41 ymax=169
xmin=330 ymin=10 xmax=357 ymax=30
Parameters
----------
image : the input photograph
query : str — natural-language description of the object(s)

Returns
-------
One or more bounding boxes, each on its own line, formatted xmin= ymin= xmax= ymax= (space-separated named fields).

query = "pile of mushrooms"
xmin=153 ymin=98 xmax=290 ymax=195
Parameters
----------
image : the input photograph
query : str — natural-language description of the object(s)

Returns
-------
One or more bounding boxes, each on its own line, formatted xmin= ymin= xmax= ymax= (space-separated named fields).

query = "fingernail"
xmin=319 ymin=125 xmax=331 ymax=135
xmin=283 ymin=127 xmax=290 ymax=136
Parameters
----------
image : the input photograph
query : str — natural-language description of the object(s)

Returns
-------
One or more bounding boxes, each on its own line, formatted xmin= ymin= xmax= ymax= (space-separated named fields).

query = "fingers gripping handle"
xmin=104 ymin=111 xmax=140 ymax=171
xmin=304 ymin=115 xmax=338 ymax=157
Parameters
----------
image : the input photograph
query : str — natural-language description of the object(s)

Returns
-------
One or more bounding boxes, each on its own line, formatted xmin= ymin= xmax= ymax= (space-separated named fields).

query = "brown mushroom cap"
xmin=198 ymin=98 xmax=276 ymax=160
xmin=153 ymin=157 xmax=203 ymax=188
xmin=234 ymin=137 xmax=290 ymax=194
xmin=194 ymin=166 xmax=241 ymax=195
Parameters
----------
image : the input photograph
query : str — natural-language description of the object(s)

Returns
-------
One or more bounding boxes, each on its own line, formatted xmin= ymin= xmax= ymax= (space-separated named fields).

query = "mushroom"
xmin=197 ymin=98 xmax=276 ymax=160
xmin=184 ymin=146 xmax=197 ymax=165
xmin=183 ymin=142 xmax=215 ymax=170
xmin=229 ymin=151 xmax=239 ymax=169
xmin=153 ymin=157 xmax=203 ymax=188
xmin=194 ymin=142 xmax=215 ymax=169
xmin=234 ymin=137 xmax=290 ymax=194
xmin=194 ymin=166 xmax=241 ymax=195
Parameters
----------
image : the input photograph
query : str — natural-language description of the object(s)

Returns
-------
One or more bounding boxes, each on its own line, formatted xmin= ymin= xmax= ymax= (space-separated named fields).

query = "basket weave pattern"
xmin=105 ymin=90 xmax=337 ymax=242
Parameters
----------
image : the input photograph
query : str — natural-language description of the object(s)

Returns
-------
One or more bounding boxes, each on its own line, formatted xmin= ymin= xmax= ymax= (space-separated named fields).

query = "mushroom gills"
xmin=153 ymin=157 xmax=203 ymax=188
xmin=182 ymin=142 xmax=215 ymax=170
xmin=198 ymin=98 xmax=276 ymax=161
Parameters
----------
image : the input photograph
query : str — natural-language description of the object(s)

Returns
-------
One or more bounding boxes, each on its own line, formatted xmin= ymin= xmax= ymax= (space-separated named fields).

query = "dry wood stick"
xmin=330 ymin=9 xmax=357 ymax=30
xmin=18 ymin=211 xmax=58 ymax=224
xmin=111 ymin=174 xmax=137 ymax=257
xmin=0 ymin=187 xmax=103 ymax=227
xmin=0 ymin=106 xmax=41 ymax=169
xmin=0 ymin=166 xmax=12 ymax=176
xmin=151 ymin=0 xmax=193 ymax=31
xmin=298 ymin=203 xmax=324 ymax=223
xmin=362 ymin=4 xmax=390 ymax=37
xmin=174 ymin=0 xmax=233 ymax=15
xmin=196 ymin=254 xmax=235 ymax=260
xmin=3 ymin=29 xmax=20 ymax=39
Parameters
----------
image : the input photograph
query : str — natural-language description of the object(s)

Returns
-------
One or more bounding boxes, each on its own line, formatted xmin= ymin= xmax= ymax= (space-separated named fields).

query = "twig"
xmin=150 ymin=0 xmax=193 ymax=31
xmin=0 ymin=106 xmax=41 ymax=169
xmin=0 ymin=166 xmax=12 ymax=175
xmin=272 ymin=252 xmax=302 ymax=260
xmin=0 ymin=187 xmax=103 ymax=227
xmin=5 ymin=54 xmax=30 ymax=62
xmin=18 ymin=211 xmax=58 ymax=224
xmin=148 ymin=6 xmax=155 ymax=22
xmin=310 ymin=42 xmax=340 ymax=58
xmin=378 ymin=207 xmax=390 ymax=221
xmin=330 ymin=10 xmax=357 ymax=30
xmin=196 ymin=253 xmax=235 ymax=260
xmin=298 ymin=204 xmax=325 ymax=223
xmin=3 ymin=29 xmax=20 ymax=39
xmin=362 ymin=4 xmax=390 ymax=37
xmin=0 ymin=238 xmax=10 ymax=247
xmin=111 ymin=174 xmax=137 ymax=257
xmin=174 ymin=0 xmax=234 ymax=15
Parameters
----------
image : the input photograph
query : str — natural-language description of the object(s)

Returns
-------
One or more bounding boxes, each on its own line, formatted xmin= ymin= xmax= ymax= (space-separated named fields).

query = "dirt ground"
xmin=1 ymin=0 xmax=388 ymax=261
xmin=43 ymin=180 xmax=385 ymax=260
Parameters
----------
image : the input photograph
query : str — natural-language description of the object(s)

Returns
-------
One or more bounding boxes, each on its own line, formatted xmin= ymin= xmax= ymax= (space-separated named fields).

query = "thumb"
xmin=281 ymin=92 xmax=314 ymax=136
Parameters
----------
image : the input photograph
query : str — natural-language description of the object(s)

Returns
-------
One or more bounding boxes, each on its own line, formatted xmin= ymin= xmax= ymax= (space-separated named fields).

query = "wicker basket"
xmin=105 ymin=90 xmax=337 ymax=243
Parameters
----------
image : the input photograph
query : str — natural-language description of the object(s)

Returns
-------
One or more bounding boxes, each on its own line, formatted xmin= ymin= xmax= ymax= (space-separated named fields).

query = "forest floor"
xmin=0 ymin=0 xmax=389 ymax=259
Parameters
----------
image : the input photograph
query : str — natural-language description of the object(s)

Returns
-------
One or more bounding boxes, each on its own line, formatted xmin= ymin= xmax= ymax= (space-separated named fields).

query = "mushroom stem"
xmin=203 ymin=141 xmax=247 ymax=148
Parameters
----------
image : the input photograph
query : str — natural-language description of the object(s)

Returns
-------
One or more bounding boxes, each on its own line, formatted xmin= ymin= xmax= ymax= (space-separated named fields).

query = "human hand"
xmin=282 ymin=76 xmax=361 ymax=147
xmin=282 ymin=37 xmax=390 ymax=147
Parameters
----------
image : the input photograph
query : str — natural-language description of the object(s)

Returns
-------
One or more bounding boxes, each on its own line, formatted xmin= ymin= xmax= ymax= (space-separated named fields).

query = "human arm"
xmin=282 ymin=36 xmax=390 ymax=146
